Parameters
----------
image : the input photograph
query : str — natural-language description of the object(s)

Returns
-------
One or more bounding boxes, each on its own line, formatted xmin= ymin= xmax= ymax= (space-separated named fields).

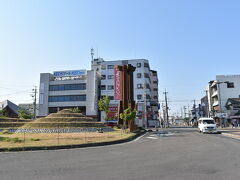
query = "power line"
xmin=0 ymin=90 xmax=30 ymax=97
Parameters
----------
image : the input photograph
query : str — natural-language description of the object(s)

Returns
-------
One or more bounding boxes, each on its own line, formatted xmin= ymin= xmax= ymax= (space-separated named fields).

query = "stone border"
xmin=0 ymin=130 xmax=146 ymax=152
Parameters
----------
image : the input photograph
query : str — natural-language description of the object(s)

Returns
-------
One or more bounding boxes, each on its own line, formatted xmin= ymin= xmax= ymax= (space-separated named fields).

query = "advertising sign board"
xmin=114 ymin=66 xmax=123 ymax=100
xmin=53 ymin=70 xmax=86 ymax=77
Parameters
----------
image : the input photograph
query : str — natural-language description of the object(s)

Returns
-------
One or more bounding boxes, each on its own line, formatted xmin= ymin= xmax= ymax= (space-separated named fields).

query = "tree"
xmin=71 ymin=107 xmax=81 ymax=113
xmin=120 ymin=107 xmax=137 ymax=129
xmin=0 ymin=109 xmax=8 ymax=117
xmin=98 ymin=95 xmax=110 ymax=121
xmin=18 ymin=109 xmax=33 ymax=119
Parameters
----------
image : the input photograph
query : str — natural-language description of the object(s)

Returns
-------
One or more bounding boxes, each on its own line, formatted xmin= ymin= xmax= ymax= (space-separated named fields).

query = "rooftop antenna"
xmin=91 ymin=48 xmax=94 ymax=62
xmin=96 ymin=46 xmax=99 ymax=58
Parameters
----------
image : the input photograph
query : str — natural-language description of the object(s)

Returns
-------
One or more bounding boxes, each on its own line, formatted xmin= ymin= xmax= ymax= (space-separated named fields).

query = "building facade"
xmin=38 ymin=58 xmax=159 ymax=127
xmin=92 ymin=58 xmax=159 ymax=127
xmin=38 ymin=69 xmax=100 ymax=117
xmin=208 ymin=75 xmax=240 ymax=118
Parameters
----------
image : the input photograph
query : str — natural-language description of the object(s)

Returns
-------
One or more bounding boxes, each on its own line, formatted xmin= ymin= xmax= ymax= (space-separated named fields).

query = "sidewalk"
xmin=219 ymin=127 xmax=240 ymax=140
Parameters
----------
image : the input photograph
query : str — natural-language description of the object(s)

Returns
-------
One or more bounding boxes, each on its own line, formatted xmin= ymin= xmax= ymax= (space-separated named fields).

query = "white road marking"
xmin=146 ymin=136 xmax=158 ymax=140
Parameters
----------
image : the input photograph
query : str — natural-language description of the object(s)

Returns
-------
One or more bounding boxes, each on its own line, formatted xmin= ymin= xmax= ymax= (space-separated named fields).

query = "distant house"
xmin=0 ymin=100 xmax=19 ymax=118
xmin=18 ymin=103 xmax=39 ymax=116
xmin=225 ymin=98 xmax=240 ymax=119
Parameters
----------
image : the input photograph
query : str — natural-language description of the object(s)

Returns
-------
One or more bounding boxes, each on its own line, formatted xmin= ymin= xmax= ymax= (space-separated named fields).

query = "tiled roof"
xmin=0 ymin=100 xmax=19 ymax=115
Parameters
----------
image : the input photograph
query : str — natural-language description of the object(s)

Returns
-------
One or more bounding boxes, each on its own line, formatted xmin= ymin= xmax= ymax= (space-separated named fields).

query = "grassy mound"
xmin=0 ymin=118 xmax=32 ymax=128
xmin=20 ymin=109 xmax=105 ymax=129
xmin=0 ymin=117 xmax=32 ymax=122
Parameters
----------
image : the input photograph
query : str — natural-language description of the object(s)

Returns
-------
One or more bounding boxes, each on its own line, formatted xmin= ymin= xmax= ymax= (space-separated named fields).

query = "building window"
xmin=144 ymin=73 xmax=150 ymax=78
xmin=101 ymin=85 xmax=106 ymax=90
xmin=101 ymin=65 xmax=106 ymax=70
xmin=152 ymin=72 xmax=157 ymax=76
xmin=137 ymin=73 xmax=142 ymax=78
xmin=108 ymin=75 xmax=114 ymax=79
xmin=137 ymin=111 xmax=142 ymax=116
xmin=146 ymin=94 xmax=151 ymax=99
xmin=153 ymin=80 xmax=158 ymax=84
xmin=144 ymin=63 xmax=149 ymax=68
xmin=137 ymin=84 xmax=143 ymax=89
xmin=101 ymin=75 xmax=106 ymax=80
xmin=137 ymin=63 xmax=141 ymax=68
xmin=49 ymin=84 xmax=86 ymax=91
xmin=49 ymin=95 xmax=86 ymax=102
xmin=153 ymin=88 xmax=158 ymax=91
xmin=153 ymin=96 xmax=158 ymax=99
xmin=137 ymin=95 xmax=142 ymax=100
xmin=109 ymin=96 xmax=114 ymax=100
xmin=233 ymin=105 xmax=240 ymax=110
xmin=145 ymin=83 xmax=150 ymax=89
xmin=227 ymin=82 xmax=234 ymax=88
xmin=107 ymin=85 xmax=114 ymax=90
xmin=107 ymin=65 xmax=114 ymax=69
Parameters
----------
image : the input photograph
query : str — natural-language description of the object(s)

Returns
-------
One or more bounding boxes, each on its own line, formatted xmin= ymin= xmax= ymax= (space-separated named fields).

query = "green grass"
xmin=0 ymin=129 xmax=13 ymax=135
xmin=0 ymin=136 xmax=22 ymax=143
xmin=0 ymin=129 xmax=138 ymax=149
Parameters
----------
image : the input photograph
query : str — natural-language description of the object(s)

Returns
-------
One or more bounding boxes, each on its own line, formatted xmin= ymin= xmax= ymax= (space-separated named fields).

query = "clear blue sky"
xmin=1 ymin=0 xmax=240 ymax=115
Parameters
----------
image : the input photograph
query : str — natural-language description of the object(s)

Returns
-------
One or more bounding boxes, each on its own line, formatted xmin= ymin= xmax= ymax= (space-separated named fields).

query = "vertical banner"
xmin=114 ymin=66 xmax=123 ymax=100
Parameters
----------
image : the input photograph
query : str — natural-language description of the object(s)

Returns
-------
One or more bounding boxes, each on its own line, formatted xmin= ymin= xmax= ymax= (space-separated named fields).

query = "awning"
xmin=230 ymin=116 xmax=240 ymax=119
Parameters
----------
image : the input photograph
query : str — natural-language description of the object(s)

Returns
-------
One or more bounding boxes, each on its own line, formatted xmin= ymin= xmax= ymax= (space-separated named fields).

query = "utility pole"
xmin=32 ymin=86 xmax=37 ymax=119
xmin=162 ymin=103 xmax=165 ymax=128
xmin=163 ymin=89 xmax=169 ymax=128
xmin=181 ymin=107 xmax=183 ymax=118
xmin=193 ymin=99 xmax=197 ymax=123
xmin=205 ymin=90 xmax=210 ymax=117
xmin=183 ymin=106 xmax=188 ymax=126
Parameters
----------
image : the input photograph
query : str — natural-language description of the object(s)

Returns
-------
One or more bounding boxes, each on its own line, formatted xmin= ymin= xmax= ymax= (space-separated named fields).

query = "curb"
xmin=221 ymin=133 xmax=240 ymax=140
xmin=0 ymin=130 xmax=146 ymax=152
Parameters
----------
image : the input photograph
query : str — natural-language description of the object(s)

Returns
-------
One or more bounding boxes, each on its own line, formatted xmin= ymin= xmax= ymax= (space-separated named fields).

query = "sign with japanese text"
xmin=114 ymin=66 xmax=123 ymax=100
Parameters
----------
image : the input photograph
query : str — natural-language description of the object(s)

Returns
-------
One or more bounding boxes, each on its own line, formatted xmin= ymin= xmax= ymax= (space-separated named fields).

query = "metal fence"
xmin=0 ymin=122 xmax=130 ymax=150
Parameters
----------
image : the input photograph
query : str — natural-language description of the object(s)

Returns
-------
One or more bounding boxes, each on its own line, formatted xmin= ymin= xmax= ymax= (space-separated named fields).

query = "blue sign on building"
xmin=53 ymin=70 xmax=86 ymax=77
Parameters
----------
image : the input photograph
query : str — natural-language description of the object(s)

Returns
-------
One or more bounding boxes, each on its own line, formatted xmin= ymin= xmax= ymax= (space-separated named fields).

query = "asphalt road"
xmin=1 ymin=128 xmax=240 ymax=180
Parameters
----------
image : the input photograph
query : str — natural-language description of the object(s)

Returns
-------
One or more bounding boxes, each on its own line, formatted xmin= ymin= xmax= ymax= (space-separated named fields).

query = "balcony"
xmin=212 ymin=101 xmax=219 ymax=107
xmin=211 ymin=91 xmax=218 ymax=98
xmin=210 ymin=81 xmax=217 ymax=88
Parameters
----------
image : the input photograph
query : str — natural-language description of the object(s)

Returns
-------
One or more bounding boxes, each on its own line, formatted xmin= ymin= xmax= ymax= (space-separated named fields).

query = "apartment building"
xmin=92 ymin=58 xmax=159 ymax=127
xmin=207 ymin=75 xmax=240 ymax=118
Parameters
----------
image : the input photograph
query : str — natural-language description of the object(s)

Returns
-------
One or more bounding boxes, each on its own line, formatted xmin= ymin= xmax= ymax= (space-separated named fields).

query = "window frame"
xmin=107 ymin=85 xmax=114 ymax=90
xmin=137 ymin=73 xmax=142 ymax=78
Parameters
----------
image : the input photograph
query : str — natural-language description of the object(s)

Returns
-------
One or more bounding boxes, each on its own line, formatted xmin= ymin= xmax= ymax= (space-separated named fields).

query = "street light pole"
xmin=205 ymin=90 xmax=210 ymax=117
xmin=143 ymin=84 xmax=148 ymax=129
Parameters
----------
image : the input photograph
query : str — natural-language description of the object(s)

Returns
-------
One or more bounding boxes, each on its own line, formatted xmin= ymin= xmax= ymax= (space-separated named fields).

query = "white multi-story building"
xmin=92 ymin=58 xmax=159 ymax=127
xmin=38 ymin=58 xmax=159 ymax=127
xmin=38 ymin=69 xmax=100 ymax=117
xmin=208 ymin=75 xmax=240 ymax=118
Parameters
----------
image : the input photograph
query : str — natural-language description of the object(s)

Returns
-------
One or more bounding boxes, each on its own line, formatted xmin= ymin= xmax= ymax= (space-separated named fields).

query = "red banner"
xmin=114 ymin=66 xmax=123 ymax=100
xmin=108 ymin=106 xmax=118 ymax=118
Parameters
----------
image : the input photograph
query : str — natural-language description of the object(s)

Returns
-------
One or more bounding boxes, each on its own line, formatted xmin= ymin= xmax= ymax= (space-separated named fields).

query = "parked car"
xmin=198 ymin=118 xmax=218 ymax=134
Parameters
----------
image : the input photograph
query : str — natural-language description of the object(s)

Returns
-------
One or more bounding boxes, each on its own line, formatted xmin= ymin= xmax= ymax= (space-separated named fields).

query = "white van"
xmin=198 ymin=118 xmax=218 ymax=133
